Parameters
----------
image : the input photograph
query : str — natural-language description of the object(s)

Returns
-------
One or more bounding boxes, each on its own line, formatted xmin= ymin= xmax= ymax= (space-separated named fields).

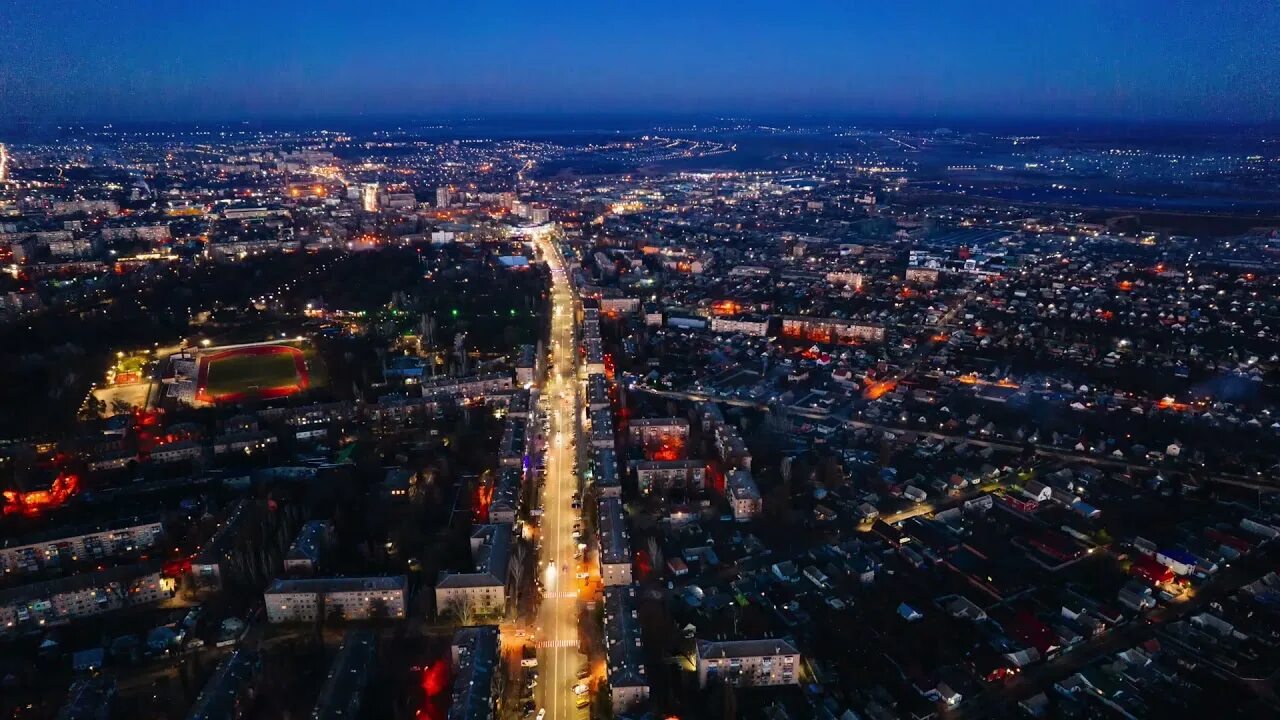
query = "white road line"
xmin=534 ymin=639 xmax=579 ymax=649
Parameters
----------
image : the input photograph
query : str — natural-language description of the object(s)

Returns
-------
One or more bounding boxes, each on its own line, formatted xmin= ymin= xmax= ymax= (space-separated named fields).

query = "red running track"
xmin=195 ymin=344 xmax=310 ymax=404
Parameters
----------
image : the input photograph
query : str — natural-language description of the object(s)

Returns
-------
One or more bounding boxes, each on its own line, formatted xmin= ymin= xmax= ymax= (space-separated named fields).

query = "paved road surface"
xmin=534 ymin=235 xmax=586 ymax=719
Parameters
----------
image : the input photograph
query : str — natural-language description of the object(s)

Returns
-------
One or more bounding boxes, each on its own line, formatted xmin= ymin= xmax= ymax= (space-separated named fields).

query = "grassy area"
xmin=205 ymin=351 xmax=301 ymax=397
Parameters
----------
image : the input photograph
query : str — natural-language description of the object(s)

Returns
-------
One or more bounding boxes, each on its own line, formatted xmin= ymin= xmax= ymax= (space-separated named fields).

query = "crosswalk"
xmin=543 ymin=590 xmax=577 ymax=599
xmin=534 ymin=638 xmax=578 ymax=649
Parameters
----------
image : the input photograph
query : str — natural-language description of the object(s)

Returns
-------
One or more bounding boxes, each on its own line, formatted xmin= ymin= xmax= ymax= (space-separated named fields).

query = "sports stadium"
xmin=168 ymin=340 xmax=316 ymax=405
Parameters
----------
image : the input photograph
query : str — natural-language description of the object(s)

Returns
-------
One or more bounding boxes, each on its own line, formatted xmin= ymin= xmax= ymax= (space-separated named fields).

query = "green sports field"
xmin=203 ymin=352 xmax=301 ymax=397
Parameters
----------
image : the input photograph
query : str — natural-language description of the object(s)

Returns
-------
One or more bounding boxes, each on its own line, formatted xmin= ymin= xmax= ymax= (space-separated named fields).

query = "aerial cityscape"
xmin=2 ymin=3 xmax=1280 ymax=720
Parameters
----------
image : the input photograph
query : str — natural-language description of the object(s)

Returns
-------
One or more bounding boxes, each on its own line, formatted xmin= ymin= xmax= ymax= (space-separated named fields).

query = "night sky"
xmin=2 ymin=0 xmax=1277 ymax=123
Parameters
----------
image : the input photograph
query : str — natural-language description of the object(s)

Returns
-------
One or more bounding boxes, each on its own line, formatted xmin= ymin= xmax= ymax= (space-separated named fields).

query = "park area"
xmin=196 ymin=344 xmax=312 ymax=403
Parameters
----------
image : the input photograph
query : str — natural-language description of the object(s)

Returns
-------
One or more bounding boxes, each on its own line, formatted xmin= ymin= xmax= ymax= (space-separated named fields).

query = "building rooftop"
xmin=448 ymin=626 xmax=500 ymax=720
xmin=726 ymin=469 xmax=761 ymax=501
xmin=311 ymin=629 xmax=377 ymax=720
xmin=593 ymin=448 xmax=620 ymax=489
xmin=187 ymin=649 xmax=258 ymax=720
xmin=56 ymin=675 xmax=116 ymax=720
xmin=265 ymin=575 xmax=407 ymax=595
xmin=603 ymin=586 xmax=648 ymax=689
xmin=697 ymin=638 xmax=800 ymax=660
xmin=597 ymin=497 xmax=632 ymax=566
xmin=286 ymin=520 xmax=330 ymax=565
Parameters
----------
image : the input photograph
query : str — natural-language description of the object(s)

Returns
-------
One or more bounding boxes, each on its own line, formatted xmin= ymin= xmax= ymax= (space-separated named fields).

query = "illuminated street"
xmin=534 ymin=232 xmax=587 ymax=719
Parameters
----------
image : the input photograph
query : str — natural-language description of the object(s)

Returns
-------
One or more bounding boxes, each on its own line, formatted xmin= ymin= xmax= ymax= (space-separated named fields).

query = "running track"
xmin=195 ymin=344 xmax=310 ymax=404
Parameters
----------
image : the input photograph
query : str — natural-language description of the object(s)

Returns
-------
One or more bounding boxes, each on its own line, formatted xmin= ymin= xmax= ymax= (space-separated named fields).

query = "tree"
xmin=507 ymin=541 xmax=529 ymax=613
xmin=81 ymin=395 xmax=107 ymax=419
xmin=646 ymin=536 xmax=664 ymax=575
xmin=443 ymin=596 xmax=476 ymax=626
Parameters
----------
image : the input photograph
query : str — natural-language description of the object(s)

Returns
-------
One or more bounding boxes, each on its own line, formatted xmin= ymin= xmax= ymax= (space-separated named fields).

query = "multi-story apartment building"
xmin=597 ymin=497 xmax=633 ymax=586
xmin=710 ymin=315 xmax=771 ymax=337
xmin=0 ymin=561 xmax=173 ymax=635
xmin=695 ymin=638 xmax=800 ymax=688
xmin=604 ymin=586 xmax=650 ymax=712
xmin=726 ymin=470 xmax=762 ymax=521
xmin=627 ymin=417 xmax=690 ymax=448
xmin=311 ymin=630 xmax=378 ymax=720
xmin=264 ymin=576 xmax=407 ymax=623
xmin=435 ymin=524 xmax=511 ymax=621
xmin=283 ymin=520 xmax=332 ymax=576
xmin=448 ymin=626 xmax=502 ymax=720
xmin=635 ymin=460 xmax=705 ymax=494
xmin=0 ymin=517 xmax=164 ymax=577
xmin=592 ymin=448 xmax=622 ymax=498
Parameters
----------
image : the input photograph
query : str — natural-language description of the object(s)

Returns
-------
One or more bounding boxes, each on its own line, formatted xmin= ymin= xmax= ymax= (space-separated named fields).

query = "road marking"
xmin=534 ymin=639 xmax=579 ymax=649
xmin=544 ymin=590 xmax=577 ymax=599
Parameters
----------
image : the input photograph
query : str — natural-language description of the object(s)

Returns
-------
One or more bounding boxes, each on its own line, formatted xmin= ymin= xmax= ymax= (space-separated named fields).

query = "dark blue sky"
xmin=2 ymin=1 xmax=1277 ymax=123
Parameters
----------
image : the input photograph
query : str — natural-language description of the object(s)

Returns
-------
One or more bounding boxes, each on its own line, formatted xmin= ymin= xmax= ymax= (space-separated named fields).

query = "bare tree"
xmin=646 ymin=536 xmax=664 ymax=574
xmin=507 ymin=541 xmax=529 ymax=612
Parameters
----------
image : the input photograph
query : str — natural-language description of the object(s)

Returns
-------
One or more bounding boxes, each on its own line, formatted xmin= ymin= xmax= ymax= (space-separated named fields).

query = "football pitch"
xmin=197 ymin=345 xmax=311 ymax=402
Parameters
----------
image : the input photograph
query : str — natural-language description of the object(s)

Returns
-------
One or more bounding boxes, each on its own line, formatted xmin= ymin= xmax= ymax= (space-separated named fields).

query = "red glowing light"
xmin=420 ymin=659 xmax=451 ymax=697
xmin=474 ymin=483 xmax=493 ymax=522
xmin=635 ymin=549 xmax=653 ymax=578
xmin=163 ymin=557 xmax=193 ymax=578
xmin=3 ymin=473 xmax=80 ymax=516
xmin=864 ymin=380 xmax=897 ymax=400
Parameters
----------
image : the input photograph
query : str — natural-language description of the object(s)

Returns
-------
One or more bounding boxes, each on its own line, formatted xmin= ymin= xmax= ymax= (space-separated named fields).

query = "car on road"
xmin=572 ymin=683 xmax=589 ymax=696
